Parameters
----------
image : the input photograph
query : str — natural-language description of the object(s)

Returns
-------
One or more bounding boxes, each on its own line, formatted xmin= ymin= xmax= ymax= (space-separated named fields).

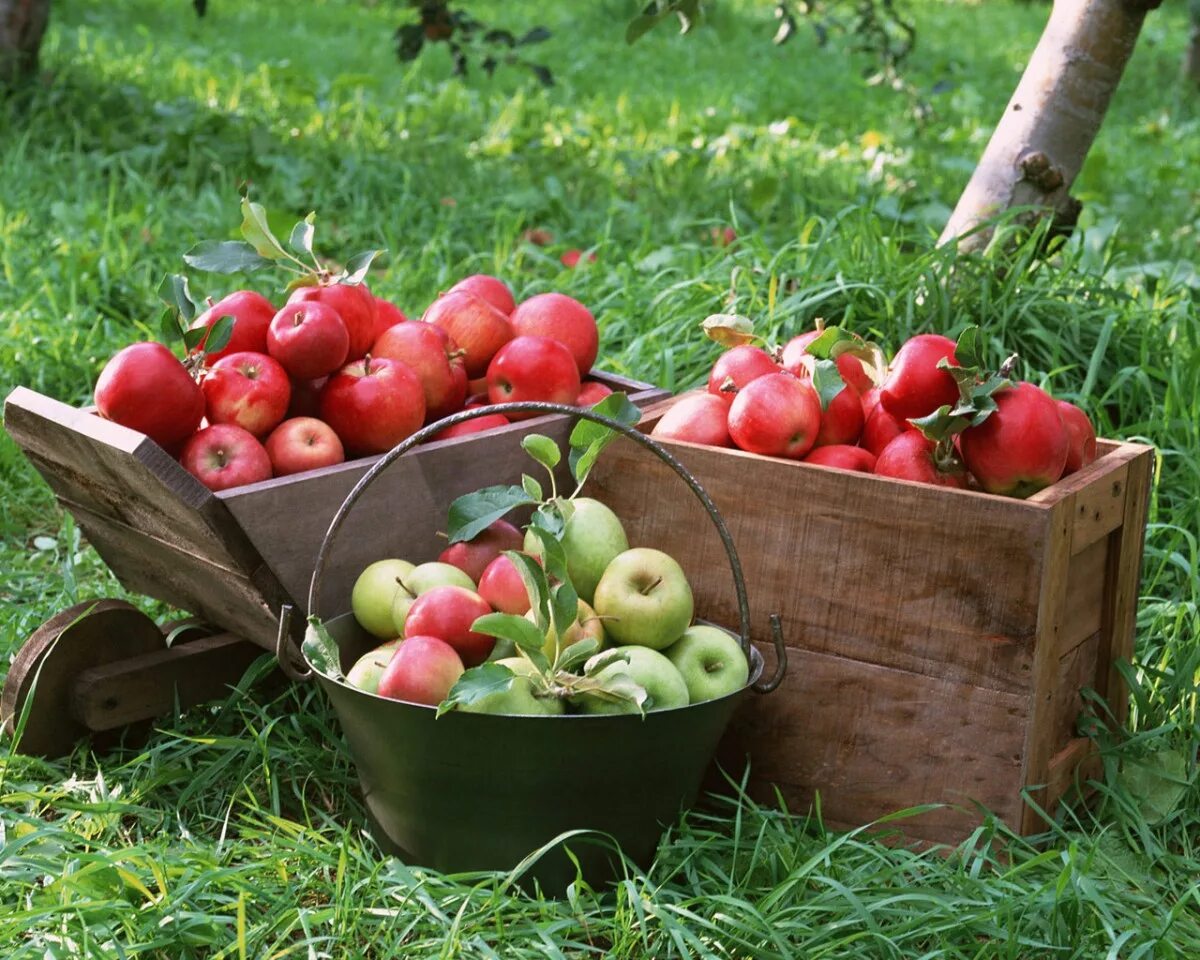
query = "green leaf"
xmin=342 ymin=250 xmax=383 ymax=285
xmin=289 ymin=213 xmax=316 ymax=260
xmin=240 ymin=197 xmax=290 ymax=261
xmin=507 ymin=550 xmax=551 ymax=635
xmin=183 ymin=240 xmax=274 ymax=274
xmin=157 ymin=273 xmax=200 ymax=322
xmin=568 ymin=392 xmax=640 ymax=485
xmin=521 ymin=474 xmax=543 ymax=501
xmin=584 ymin=648 xmax=631 ymax=677
xmin=802 ymin=326 xmax=851 ymax=360
xmin=302 ymin=617 xmax=343 ymax=682
xmin=955 ymin=325 xmax=986 ymax=371
xmin=1118 ymin=750 xmax=1190 ymax=824
xmin=159 ymin=307 xmax=183 ymax=349
xmin=204 ymin=314 xmax=236 ymax=355
xmin=521 ymin=433 xmax=561 ymax=470
xmin=550 ymin=580 xmax=579 ymax=645
xmin=625 ymin=11 xmax=665 ymax=44
xmin=524 ymin=520 xmax=569 ymax=584
xmin=810 ymin=359 xmax=846 ymax=411
xmin=529 ymin=501 xmax=566 ymax=540
xmin=182 ymin=326 xmax=209 ymax=351
xmin=446 ymin=485 xmax=535 ymax=544
xmin=470 ymin=612 xmax=545 ymax=654
xmin=699 ymin=314 xmax=757 ymax=347
xmin=436 ymin=663 xmax=515 ymax=717
xmin=556 ymin=636 xmax=601 ymax=672
xmin=908 ymin=404 xmax=971 ymax=443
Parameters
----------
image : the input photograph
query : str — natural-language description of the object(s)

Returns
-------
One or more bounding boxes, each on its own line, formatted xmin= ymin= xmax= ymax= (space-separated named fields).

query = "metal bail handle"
xmin=282 ymin=401 xmax=787 ymax=694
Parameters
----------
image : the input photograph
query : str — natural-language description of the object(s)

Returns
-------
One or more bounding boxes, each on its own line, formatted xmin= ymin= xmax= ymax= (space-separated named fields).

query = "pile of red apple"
xmin=92 ymin=276 xmax=617 ymax=492
xmin=651 ymin=324 xmax=1099 ymax=497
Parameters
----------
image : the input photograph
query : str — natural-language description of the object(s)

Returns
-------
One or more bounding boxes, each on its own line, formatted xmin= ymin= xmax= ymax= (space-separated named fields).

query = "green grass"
xmin=2 ymin=0 xmax=1198 ymax=956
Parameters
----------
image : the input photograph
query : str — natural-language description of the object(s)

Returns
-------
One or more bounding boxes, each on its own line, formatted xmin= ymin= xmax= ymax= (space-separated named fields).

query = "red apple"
xmin=959 ymin=382 xmax=1070 ymax=497
xmin=486 ymin=335 xmax=581 ymax=418
xmin=727 ymin=372 xmax=822 ymax=459
xmin=509 ymin=292 xmax=599 ymax=376
xmin=288 ymin=281 xmax=377 ymax=361
xmin=372 ymin=322 xmax=468 ymax=423
xmin=319 ymin=357 xmax=425 ymax=456
xmin=707 ymin=345 xmax=779 ymax=405
xmin=202 ymin=351 xmax=291 ymax=438
xmin=650 ymin=393 xmax=731 ymax=447
xmin=433 ymin=408 xmax=511 ymax=441
xmin=560 ymin=249 xmax=596 ymax=268
xmin=478 ymin=554 xmax=531 ymax=615
xmin=181 ymin=423 xmax=272 ymax=491
xmin=576 ymin=381 xmax=614 ymax=406
xmin=447 ymin=274 xmax=515 ymax=316
xmin=403 ymin=585 xmax=495 ymax=667
xmin=880 ymin=334 xmax=960 ymax=421
xmin=1057 ymin=400 xmax=1098 ymax=476
xmin=188 ymin=290 xmax=275 ymax=365
xmin=706 ymin=226 xmax=737 ymax=247
xmin=438 ymin=519 xmax=524 ymax=582
xmin=861 ymin=403 xmax=907 ymax=457
xmin=376 ymin=635 xmax=464 ymax=706
xmin=94 ymin=342 xmax=204 ymax=450
xmin=286 ymin=376 xmax=327 ymax=419
xmin=781 ymin=331 xmax=875 ymax=395
xmin=812 ymin=385 xmax=865 ymax=447
xmin=861 ymin=386 xmax=882 ymax=421
xmin=372 ymin=298 xmax=408 ymax=345
xmin=264 ymin=417 xmax=345 ymax=476
xmin=424 ymin=290 xmax=513 ymax=378
xmin=803 ymin=445 xmax=876 ymax=473
xmin=874 ymin=431 xmax=967 ymax=489
xmin=266 ymin=301 xmax=349 ymax=380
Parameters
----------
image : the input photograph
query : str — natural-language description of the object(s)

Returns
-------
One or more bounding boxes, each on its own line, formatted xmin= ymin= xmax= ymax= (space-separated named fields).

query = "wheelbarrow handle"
xmin=279 ymin=401 xmax=787 ymax=694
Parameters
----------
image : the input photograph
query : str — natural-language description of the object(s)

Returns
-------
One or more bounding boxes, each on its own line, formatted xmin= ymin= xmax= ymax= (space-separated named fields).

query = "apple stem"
xmin=639 ymin=576 xmax=662 ymax=596
xmin=362 ymin=355 xmax=372 ymax=376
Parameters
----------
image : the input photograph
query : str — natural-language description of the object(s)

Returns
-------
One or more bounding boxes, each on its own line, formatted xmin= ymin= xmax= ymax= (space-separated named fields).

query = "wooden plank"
xmin=1066 ymin=462 xmax=1130 ymax=554
xmin=72 ymin=632 xmax=267 ymax=732
xmin=1059 ymin=536 xmax=1107 ymax=656
xmin=591 ymin=434 xmax=1050 ymax=696
xmin=63 ymin=501 xmax=281 ymax=650
xmin=1045 ymin=737 xmax=1103 ymax=810
xmin=717 ymin=645 xmax=1030 ymax=843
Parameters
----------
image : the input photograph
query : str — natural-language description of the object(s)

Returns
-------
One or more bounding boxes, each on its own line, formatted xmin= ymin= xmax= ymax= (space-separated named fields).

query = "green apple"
xmin=351 ymin=559 xmax=415 ymax=638
xmin=345 ymin=639 xmax=402 ymax=694
xmin=573 ymin=645 xmax=690 ymax=714
xmin=524 ymin=497 xmax=627 ymax=603
xmin=529 ymin=598 xmax=608 ymax=663
xmin=592 ymin=548 xmax=693 ymax=650
xmin=390 ymin=561 xmax=476 ymax=634
xmin=459 ymin=658 xmax=564 ymax=716
xmin=664 ymin=625 xmax=749 ymax=703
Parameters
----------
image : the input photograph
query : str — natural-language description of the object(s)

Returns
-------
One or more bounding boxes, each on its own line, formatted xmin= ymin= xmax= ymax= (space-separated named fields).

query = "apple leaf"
xmin=955 ymin=324 xmax=987 ymax=372
xmin=529 ymin=501 xmax=566 ymax=540
xmin=810 ymin=359 xmax=846 ymax=411
xmin=240 ymin=197 xmax=291 ymax=261
xmin=202 ymin=314 xmax=236 ymax=356
xmin=556 ymin=636 xmax=600 ymax=672
xmin=700 ymin=314 xmax=757 ymax=347
xmin=470 ymin=612 xmax=546 ymax=654
xmin=158 ymin=307 xmax=183 ymax=350
xmin=342 ymin=249 xmax=383 ymax=285
xmin=583 ymin=648 xmax=631 ymax=677
xmin=184 ymin=240 xmax=274 ymax=274
xmin=506 ymin=550 xmax=552 ymax=636
xmin=550 ymin=580 xmax=579 ymax=648
xmin=521 ymin=433 xmax=561 ymax=471
xmin=302 ymin=617 xmax=344 ymax=682
xmin=521 ymin=474 xmax=543 ymax=500
xmin=289 ymin=213 xmax=316 ymax=260
xmin=801 ymin=326 xmax=851 ymax=360
xmin=157 ymin=273 xmax=200 ymax=323
xmin=436 ymin=663 xmax=515 ymax=717
xmin=446 ymin=485 xmax=534 ymax=544
xmin=567 ymin=392 xmax=641 ymax=486
xmin=182 ymin=326 xmax=208 ymax=351
xmin=523 ymin=524 xmax=569 ymax=584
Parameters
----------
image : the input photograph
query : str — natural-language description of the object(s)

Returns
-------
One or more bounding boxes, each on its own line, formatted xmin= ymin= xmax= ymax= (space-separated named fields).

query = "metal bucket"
xmin=276 ymin=402 xmax=787 ymax=892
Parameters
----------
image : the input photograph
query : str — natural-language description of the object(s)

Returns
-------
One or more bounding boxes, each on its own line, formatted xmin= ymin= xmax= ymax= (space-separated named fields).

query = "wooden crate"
xmin=4 ymin=373 xmax=668 ymax=653
xmin=587 ymin=395 xmax=1154 ymax=843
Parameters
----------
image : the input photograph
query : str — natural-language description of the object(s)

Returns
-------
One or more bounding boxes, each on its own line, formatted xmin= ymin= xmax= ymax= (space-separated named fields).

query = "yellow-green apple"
xmin=509 ymin=292 xmax=598 ymax=375
xmin=459 ymin=659 xmax=564 ymax=715
xmin=377 ymin=635 xmax=464 ymax=706
xmin=351 ymin=558 xmax=416 ymax=638
xmin=879 ymin=334 xmax=959 ymax=421
xmin=535 ymin=598 xmax=606 ymax=661
xmin=707 ymin=345 xmax=778 ymax=405
xmin=188 ymin=290 xmax=275 ymax=364
xmin=439 ymin=519 xmax=523 ymax=582
xmin=523 ymin=498 xmax=627 ymax=604
xmin=477 ymin=554 xmax=530 ymax=615
xmin=650 ymin=393 xmax=731 ymax=447
xmin=486 ymin=335 xmax=581 ymax=417
xmin=372 ymin=321 xmax=468 ymax=423
xmin=201 ymin=351 xmax=291 ymax=438
xmin=180 ymin=424 xmax=272 ymax=491
xmin=447 ymin=274 xmax=515 ymax=316
xmin=266 ymin=301 xmax=349 ymax=380
xmin=287 ymin=281 xmax=378 ymax=361
xmin=592 ymin=547 xmax=693 ymax=649
xmin=573 ymin=646 xmax=689 ymax=714
xmin=318 ymin=356 xmax=425 ymax=456
xmin=960 ymin=382 xmax=1069 ymax=497
xmin=94 ymin=342 xmax=205 ymax=451
xmin=576 ymin=380 xmax=613 ymax=407
xmin=424 ymin=290 xmax=513 ymax=377
xmin=346 ymin=639 xmax=402 ymax=693
xmin=664 ymin=625 xmax=749 ymax=703
xmin=1056 ymin=400 xmax=1097 ymax=475
xmin=403 ymin=585 xmax=495 ymax=666
xmin=264 ymin=417 xmax=345 ymax=477
xmin=727 ymin=372 xmax=821 ymax=459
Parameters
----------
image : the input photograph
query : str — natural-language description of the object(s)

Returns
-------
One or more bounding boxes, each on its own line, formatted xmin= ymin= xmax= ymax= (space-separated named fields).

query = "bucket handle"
xmin=277 ymin=401 xmax=787 ymax=694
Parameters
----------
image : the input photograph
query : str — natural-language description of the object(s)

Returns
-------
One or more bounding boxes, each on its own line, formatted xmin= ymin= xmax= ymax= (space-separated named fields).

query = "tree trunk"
xmin=939 ymin=0 xmax=1160 ymax=251
xmin=0 ymin=0 xmax=50 ymax=85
